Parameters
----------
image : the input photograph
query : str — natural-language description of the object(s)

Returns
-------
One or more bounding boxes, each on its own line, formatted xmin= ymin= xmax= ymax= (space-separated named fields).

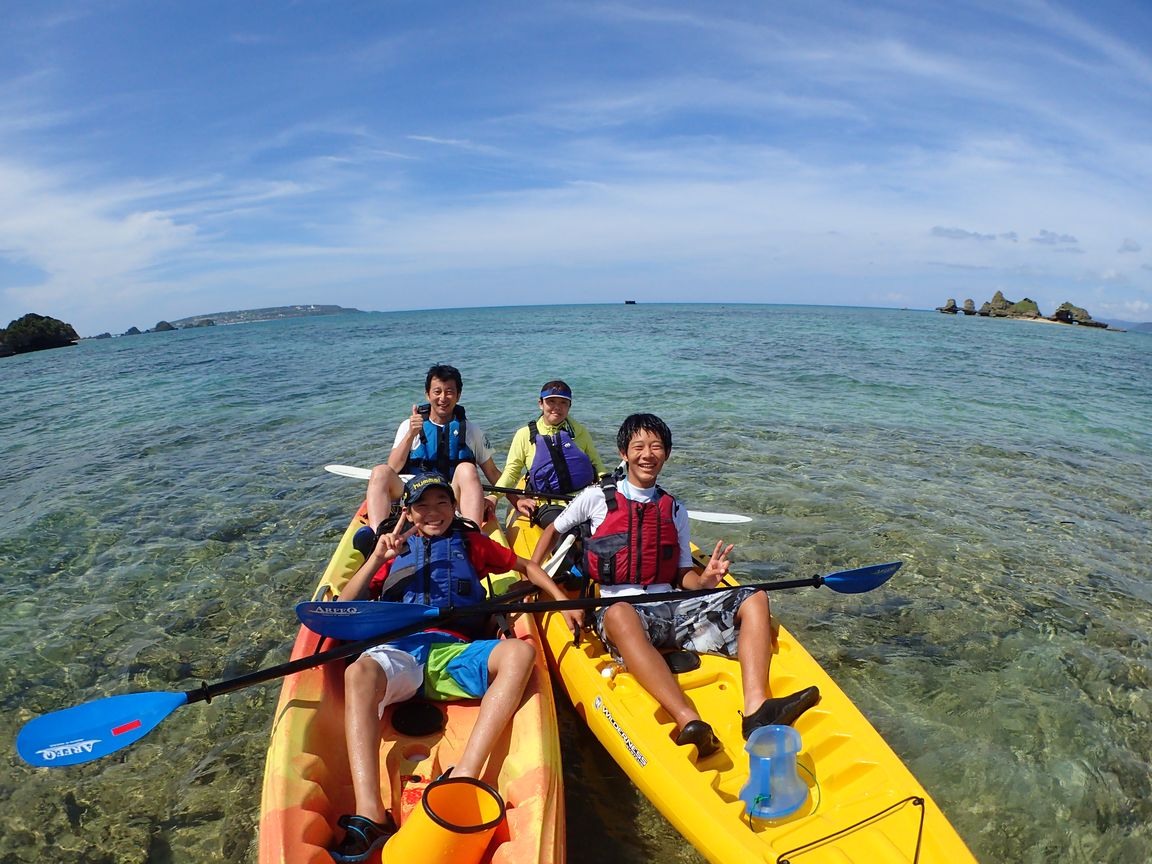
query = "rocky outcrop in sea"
xmin=938 ymin=293 xmax=1115 ymax=328
xmin=1 ymin=313 xmax=80 ymax=356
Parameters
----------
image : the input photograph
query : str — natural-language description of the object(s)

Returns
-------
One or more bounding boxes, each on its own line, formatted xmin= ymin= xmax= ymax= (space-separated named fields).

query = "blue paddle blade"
xmin=824 ymin=561 xmax=902 ymax=594
xmin=296 ymin=600 xmax=441 ymax=640
xmin=17 ymin=691 xmax=188 ymax=768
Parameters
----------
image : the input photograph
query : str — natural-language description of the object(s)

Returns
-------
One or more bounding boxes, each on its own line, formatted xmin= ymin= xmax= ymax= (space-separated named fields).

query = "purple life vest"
xmin=526 ymin=420 xmax=596 ymax=494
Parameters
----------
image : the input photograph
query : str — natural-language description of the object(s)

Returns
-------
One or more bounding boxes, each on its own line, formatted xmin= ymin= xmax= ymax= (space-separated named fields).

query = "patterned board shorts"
xmin=592 ymin=587 xmax=760 ymax=662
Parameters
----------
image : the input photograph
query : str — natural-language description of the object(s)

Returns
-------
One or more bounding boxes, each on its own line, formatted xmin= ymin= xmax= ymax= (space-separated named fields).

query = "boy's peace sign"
xmin=699 ymin=539 xmax=734 ymax=588
xmin=371 ymin=517 xmax=417 ymax=562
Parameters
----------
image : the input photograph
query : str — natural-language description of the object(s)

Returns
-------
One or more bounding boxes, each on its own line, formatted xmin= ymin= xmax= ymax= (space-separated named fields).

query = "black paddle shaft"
xmin=182 ymin=613 xmax=455 ymax=706
xmin=181 ymin=575 xmax=826 ymax=706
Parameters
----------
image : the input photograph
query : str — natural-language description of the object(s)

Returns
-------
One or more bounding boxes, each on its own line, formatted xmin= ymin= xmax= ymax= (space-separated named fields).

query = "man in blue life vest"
xmin=496 ymin=379 xmax=608 ymax=525
xmin=331 ymin=473 xmax=581 ymax=861
xmin=360 ymin=365 xmax=502 ymax=551
xmin=531 ymin=413 xmax=819 ymax=758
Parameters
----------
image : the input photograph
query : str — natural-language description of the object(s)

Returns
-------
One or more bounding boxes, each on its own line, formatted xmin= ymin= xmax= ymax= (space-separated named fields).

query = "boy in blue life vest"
xmin=531 ymin=414 xmax=819 ymax=758
xmin=497 ymin=379 xmax=608 ymax=525
xmin=331 ymin=472 xmax=582 ymax=862
xmin=360 ymin=364 xmax=502 ymax=551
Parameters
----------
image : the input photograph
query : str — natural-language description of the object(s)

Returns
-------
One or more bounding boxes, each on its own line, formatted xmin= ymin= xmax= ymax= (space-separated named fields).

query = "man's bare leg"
xmin=452 ymin=463 xmax=485 ymax=525
xmin=366 ymin=465 xmax=405 ymax=530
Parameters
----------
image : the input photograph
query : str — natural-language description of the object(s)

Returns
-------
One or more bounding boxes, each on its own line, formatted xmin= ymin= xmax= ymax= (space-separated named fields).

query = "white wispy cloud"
xmin=1 ymin=0 xmax=1150 ymax=333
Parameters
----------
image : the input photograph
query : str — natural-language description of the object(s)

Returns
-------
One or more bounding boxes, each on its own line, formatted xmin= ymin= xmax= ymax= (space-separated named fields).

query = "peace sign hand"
xmin=699 ymin=540 xmax=734 ymax=588
xmin=370 ymin=519 xmax=417 ymax=563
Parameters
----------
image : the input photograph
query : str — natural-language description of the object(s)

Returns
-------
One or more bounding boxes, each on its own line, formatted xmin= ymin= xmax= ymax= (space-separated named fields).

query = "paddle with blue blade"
xmin=18 ymin=557 xmax=899 ymax=767
xmin=297 ymin=534 xmax=579 ymax=641
xmin=14 ymin=596 xmax=500 ymax=768
xmin=16 ymin=532 xmax=578 ymax=767
xmin=296 ymin=600 xmax=440 ymax=641
xmin=297 ymin=561 xmax=903 ymax=640
xmin=17 ymin=692 xmax=189 ymax=768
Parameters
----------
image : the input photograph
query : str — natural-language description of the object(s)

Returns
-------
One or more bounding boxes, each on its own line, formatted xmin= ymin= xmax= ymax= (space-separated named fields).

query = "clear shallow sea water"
xmin=1 ymin=303 xmax=1149 ymax=863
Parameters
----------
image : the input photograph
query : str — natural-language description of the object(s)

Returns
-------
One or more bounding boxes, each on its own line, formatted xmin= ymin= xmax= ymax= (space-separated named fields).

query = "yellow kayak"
xmin=504 ymin=514 xmax=976 ymax=864
xmin=258 ymin=503 xmax=565 ymax=864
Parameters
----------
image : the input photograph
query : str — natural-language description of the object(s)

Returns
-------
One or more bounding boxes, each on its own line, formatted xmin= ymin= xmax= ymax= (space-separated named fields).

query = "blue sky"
xmin=1 ymin=0 xmax=1150 ymax=335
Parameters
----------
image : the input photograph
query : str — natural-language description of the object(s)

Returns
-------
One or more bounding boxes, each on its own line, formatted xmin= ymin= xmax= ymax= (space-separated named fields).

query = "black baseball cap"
xmin=402 ymin=472 xmax=456 ymax=506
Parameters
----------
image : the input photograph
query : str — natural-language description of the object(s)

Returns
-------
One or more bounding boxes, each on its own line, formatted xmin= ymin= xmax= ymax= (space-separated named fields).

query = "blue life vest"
xmin=405 ymin=404 xmax=476 ymax=478
xmin=379 ymin=524 xmax=489 ymax=639
xmin=526 ymin=420 xmax=596 ymax=494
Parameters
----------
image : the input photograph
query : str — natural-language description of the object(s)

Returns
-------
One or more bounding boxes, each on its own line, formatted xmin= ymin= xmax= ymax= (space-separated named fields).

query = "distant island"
xmin=2 ymin=305 xmax=364 ymax=357
xmin=935 ymin=293 xmax=1129 ymax=330
xmin=87 ymin=304 xmax=365 ymax=339
xmin=167 ymin=304 xmax=363 ymax=328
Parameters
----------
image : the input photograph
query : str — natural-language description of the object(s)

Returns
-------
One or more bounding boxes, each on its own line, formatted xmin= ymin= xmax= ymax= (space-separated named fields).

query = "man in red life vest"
xmin=532 ymin=413 xmax=819 ymax=757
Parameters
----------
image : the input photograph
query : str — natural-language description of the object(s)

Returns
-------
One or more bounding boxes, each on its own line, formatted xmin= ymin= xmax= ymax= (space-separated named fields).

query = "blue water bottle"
xmin=739 ymin=724 xmax=808 ymax=820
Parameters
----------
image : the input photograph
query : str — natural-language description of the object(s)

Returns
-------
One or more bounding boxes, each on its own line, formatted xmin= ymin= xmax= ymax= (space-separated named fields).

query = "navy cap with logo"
xmin=402 ymin=472 xmax=456 ymax=506
xmin=539 ymin=384 xmax=572 ymax=401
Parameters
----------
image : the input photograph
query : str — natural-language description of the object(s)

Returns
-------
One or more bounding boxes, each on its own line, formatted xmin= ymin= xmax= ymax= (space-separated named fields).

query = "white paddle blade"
xmin=686 ymin=511 xmax=753 ymax=524
xmin=326 ymin=465 xmax=752 ymax=523
xmin=325 ymin=464 xmax=373 ymax=480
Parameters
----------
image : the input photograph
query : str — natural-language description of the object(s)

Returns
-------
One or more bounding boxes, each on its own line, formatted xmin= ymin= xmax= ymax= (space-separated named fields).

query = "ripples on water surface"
xmin=1 ymin=304 xmax=1149 ymax=863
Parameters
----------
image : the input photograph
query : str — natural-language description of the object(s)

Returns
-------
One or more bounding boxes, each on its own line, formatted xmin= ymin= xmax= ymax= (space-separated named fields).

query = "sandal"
xmin=330 ymin=813 xmax=397 ymax=863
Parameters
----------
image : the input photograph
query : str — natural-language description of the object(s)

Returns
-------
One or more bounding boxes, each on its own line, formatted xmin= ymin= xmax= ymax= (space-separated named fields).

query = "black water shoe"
xmin=741 ymin=686 xmax=821 ymax=739
xmin=330 ymin=813 xmax=396 ymax=863
xmin=675 ymin=720 xmax=722 ymax=757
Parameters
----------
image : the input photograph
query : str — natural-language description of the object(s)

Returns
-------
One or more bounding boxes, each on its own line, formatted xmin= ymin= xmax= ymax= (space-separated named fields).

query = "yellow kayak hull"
xmin=258 ymin=505 xmax=565 ymax=864
xmin=505 ymin=515 xmax=975 ymax=864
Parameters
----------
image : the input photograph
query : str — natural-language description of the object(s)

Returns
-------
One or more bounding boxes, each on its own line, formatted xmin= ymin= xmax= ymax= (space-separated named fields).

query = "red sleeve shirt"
xmin=369 ymin=531 xmax=519 ymax=598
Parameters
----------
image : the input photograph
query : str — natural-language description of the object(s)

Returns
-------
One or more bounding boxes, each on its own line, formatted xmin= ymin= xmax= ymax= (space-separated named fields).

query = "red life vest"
xmin=583 ymin=481 xmax=680 ymax=586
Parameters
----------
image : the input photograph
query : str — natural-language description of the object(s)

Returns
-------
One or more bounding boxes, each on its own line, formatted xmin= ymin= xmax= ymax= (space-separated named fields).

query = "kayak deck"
xmin=258 ymin=505 xmax=565 ymax=864
xmin=505 ymin=514 xmax=975 ymax=864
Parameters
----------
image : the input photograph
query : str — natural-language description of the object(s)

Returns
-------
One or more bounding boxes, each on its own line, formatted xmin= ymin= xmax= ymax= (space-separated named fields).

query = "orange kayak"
xmin=258 ymin=504 xmax=565 ymax=864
